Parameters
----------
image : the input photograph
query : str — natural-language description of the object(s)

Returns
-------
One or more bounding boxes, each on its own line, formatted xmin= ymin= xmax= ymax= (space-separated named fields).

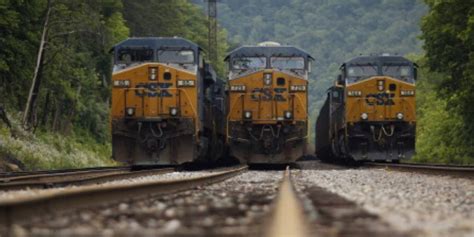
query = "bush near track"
xmin=0 ymin=112 xmax=115 ymax=171
xmin=413 ymin=57 xmax=474 ymax=165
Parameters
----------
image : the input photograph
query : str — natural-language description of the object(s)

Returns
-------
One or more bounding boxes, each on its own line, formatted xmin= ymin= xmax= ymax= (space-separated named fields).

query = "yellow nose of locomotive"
xmin=345 ymin=76 xmax=416 ymax=123
xmin=227 ymin=70 xmax=308 ymax=123
xmin=111 ymin=63 xmax=198 ymax=120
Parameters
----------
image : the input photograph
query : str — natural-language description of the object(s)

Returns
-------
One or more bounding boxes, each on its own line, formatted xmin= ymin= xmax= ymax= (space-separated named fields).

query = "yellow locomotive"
xmin=225 ymin=42 xmax=313 ymax=164
xmin=316 ymin=55 xmax=416 ymax=162
xmin=110 ymin=37 xmax=226 ymax=165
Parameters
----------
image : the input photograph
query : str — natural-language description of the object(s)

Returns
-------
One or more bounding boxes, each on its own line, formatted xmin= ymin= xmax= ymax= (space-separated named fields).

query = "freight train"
xmin=110 ymin=37 xmax=226 ymax=165
xmin=316 ymin=55 xmax=416 ymax=162
xmin=225 ymin=42 xmax=313 ymax=164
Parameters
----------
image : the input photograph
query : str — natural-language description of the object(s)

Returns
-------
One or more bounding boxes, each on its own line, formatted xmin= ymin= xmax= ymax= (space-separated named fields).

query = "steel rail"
xmin=0 ymin=166 xmax=130 ymax=179
xmin=0 ymin=165 xmax=247 ymax=232
xmin=0 ymin=166 xmax=131 ymax=181
xmin=0 ymin=167 xmax=132 ymax=185
xmin=265 ymin=166 xmax=308 ymax=237
xmin=364 ymin=162 xmax=474 ymax=178
xmin=0 ymin=168 xmax=175 ymax=191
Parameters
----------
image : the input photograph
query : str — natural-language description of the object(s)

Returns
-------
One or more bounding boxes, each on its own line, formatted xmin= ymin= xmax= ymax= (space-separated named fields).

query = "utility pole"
xmin=204 ymin=0 xmax=219 ymax=65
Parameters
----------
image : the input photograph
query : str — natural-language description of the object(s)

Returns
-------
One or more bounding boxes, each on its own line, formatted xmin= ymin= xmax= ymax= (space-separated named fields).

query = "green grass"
xmin=0 ymin=113 xmax=116 ymax=171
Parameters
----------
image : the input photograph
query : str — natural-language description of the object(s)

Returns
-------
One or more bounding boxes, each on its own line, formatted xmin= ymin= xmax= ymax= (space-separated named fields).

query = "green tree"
xmin=122 ymin=0 xmax=229 ymax=75
xmin=419 ymin=0 xmax=474 ymax=163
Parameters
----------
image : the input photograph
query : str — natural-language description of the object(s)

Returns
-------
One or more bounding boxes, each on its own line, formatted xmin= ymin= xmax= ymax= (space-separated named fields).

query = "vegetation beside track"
xmin=0 ymin=113 xmax=115 ymax=171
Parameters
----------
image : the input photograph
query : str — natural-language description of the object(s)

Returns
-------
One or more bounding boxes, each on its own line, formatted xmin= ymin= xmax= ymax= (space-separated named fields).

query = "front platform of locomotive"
xmin=225 ymin=42 xmax=313 ymax=164
xmin=340 ymin=55 xmax=417 ymax=162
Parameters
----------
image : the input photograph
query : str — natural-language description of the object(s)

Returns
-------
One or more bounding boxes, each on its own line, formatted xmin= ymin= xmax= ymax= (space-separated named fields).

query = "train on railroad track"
xmin=110 ymin=37 xmax=227 ymax=165
xmin=225 ymin=42 xmax=313 ymax=164
xmin=315 ymin=55 xmax=417 ymax=163
xmin=109 ymin=37 xmax=416 ymax=165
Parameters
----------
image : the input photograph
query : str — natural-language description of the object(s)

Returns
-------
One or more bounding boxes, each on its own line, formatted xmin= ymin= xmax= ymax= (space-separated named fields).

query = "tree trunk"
xmin=23 ymin=0 xmax=52 ymax=128
xmin=41 ymin=91 xmax=51 ymax=126
xmin=52 ymin=100 xmax=60 ymax=132
xmin=63 ymin=85 xmax=81 ymax=135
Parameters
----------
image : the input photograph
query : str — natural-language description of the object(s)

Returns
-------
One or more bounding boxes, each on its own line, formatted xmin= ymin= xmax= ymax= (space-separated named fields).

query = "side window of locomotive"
xmin=331 ymin=90 xmax=342 ymax=104
xmin=199 ymin=53 xmax=204 ymax=69
xmin=232 ymin=57 xmax=267 ymax=71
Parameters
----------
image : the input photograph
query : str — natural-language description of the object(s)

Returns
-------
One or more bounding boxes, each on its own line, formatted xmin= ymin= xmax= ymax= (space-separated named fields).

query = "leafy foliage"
xmin=123 ymin=0 xmax=229 ymax=75
xmin=417 ymin=0 xmax=474 ymax=164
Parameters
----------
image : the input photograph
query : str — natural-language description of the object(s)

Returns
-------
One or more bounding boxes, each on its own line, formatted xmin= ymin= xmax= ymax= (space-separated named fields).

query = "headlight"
xmin=348 ymin=90 xmax=362 ymax=97
xmin=113 ymin=80 xmax=131 ymax=88
xmin=125 ymin=107 xmax=135 ymax=116
xmin=149 ymin=67 xmax=157 ymax=80
xmin=396 ymin=112 xmax=404 ymax=120
xmin=290 ymin=85 xmax=306 ymax=92
xmin=243 ymin=111 xmax=252 ymax=119
xmin=230 ymin=85 xmax=246 ymax=92
xmin=377 ymin=80 xmax=385 ymax=91
xmin=360 ymin=113 xmax=368 ymax=120
xmin=170 ymin=107 xmax=179 ymax=116
xmin=284 ymin=111 xmax=293 ymax=120
xmin=264 ymin=73 xmax=272 ymax=86
xmin=177 ymin=80 xmax=195 ymax=87
xmin=400 ymin=90 xmax=415 ymax=96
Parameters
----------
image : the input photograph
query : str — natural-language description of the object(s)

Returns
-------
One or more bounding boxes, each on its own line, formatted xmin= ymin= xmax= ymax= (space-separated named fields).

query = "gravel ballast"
xmin=294 ymin=168 xmax=474 ymax=237
xmin=13 ymin=171 xmax=281 ymax=237
xmin=0 ymin=171 xmax=216 ymax=201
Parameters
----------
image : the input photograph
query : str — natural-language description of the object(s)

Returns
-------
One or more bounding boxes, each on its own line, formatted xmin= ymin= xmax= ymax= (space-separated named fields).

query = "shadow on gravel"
xmin=304 ymin=186 xmax=406 ymax=237
xmin=130 ymin=164 xmax=176 ymax=171
xmin=248 ymin=163 xmax=293 ymax=171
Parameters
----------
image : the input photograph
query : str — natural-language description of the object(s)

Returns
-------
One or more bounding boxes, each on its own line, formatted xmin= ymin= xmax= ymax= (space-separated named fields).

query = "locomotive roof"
xmin=225 ymin=45 xmax=314 ymax=61
xmin=343 ymin=55 xmax=414 ymax=66
xmin=112 ymin=37 xmax=201 ymax=51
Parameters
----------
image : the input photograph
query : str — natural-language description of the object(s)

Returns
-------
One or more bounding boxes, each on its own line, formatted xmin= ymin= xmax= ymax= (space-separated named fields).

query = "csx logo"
xmin=365 ymin=93 xmax=395 ymax=106
xmin=134 ymin=83 xmax=172 ymax=97
xmin=250 ymin=88 xmax=287 ymax=101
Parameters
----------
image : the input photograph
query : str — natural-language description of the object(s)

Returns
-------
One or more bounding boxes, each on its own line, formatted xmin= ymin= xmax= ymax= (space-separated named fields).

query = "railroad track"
xmin=0 ymin=166 xmax=175 ymax=191
xmin=264 ymin=167 xmax=308 ymax=237
xmin=364 ymin=162 xmax=474 ymax=178
xmin=0 ymin=165 xmax=247 ymax=233
xmin=0 ymin=166 xmax=130 ymax=179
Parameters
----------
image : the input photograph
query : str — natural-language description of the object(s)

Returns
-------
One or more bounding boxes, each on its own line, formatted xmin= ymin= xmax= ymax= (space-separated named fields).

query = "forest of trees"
xmin=416 ymin=0 xmax=474 ymax=164
xmin=0 ymin=0 xmax=473 ymax=168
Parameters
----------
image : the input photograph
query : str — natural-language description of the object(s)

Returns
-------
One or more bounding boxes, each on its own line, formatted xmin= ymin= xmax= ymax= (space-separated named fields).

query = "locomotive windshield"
xmin=114 ymin=47 xmax=154 ymax=72
xmin=382 ymin=64 xmax=414 ymax=82
xmin=270 ymin=57 xmax=305 ymax=70
xmin=232 ymin=57 xmax=267 ymax=70
xmin=157 ymin=50 xmax=195 ymax=64
xmin=117 ymin=48 xmax=154 ymax=64
xmin=346 ymin=64 xmax=378 ymax=83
